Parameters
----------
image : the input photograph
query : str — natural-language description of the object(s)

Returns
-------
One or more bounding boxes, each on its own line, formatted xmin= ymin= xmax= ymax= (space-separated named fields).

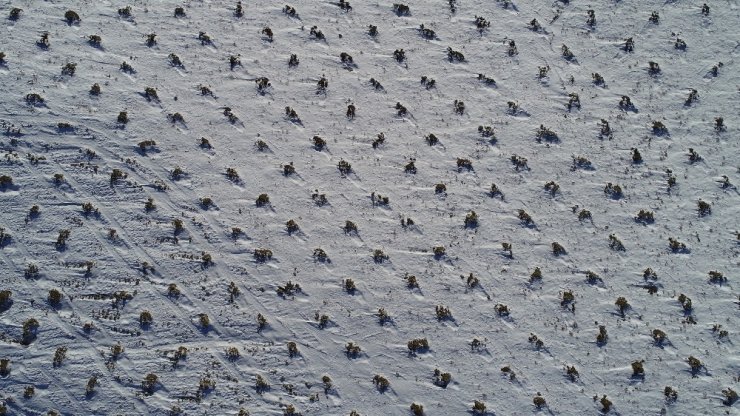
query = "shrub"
xmin=200 ymin=197 xmax=213 ymax=209
xmin=565 ymin=365 xmax=579 ymax=381
xmin=255 ymin=375 xmax=270 ymax=393
xmin=722 ymin=388 xmax=738 ymax=406
xmin=315 ymin=312 xmax=329 ymax=328
xmin=0 ymin=175 xmax=12 ymax=188
xmin=652 ymin=120 xmax=667 ymax=135
xmin=530 ymin=267 xmax=542 ymax=283
xmin=343 ymin=278 xmax=357 ymax=294
xmin=405 ymin=274 xmax=419 ymax=288
xmin=276 ymin=281 xmax=300 ymax=297
xmin=282 ymin=220 xmax=299 ymax=235
xmin=528 ymin=333 xmax=544 ymax=350
xmin=535 ymin=125 xmax=558 ymax=142
xmin=312 ymin=135 xmax=326 ymax=150
xmin=88 ymin=35 xmax=102 ymax=47
xmin=139 ymin=310 xmax=153 ymax=327
xmin=198 ymin=313 xmax=210 ymax=329
xmin=407 ymin=338 xmax=429 ymax=354
xmin=631 ymin=360 xmax=645 ymax=377
xmin=472 ymin=400 xmax=486 ymax=414
xmin=615 ymin=297 xmax=630 ymax=316
xmin=0 ymin=290 xmax=11 ymax=310
xmin=495 ymin=304 xmax=510 ymax=317
xmin=344 ymin=220 xmax=358 ymax=234
xmin=708 ymin=271 xmax=726 ymax=284
xmin=141 ymin=373 xmax=158 ymax=395
xmin=338 ymin=160 xmax=352 ymax=175
xmin=345 ymin=342 xmax=361 ymax=358
xmin=64 ymin=10 xmax=81 ymax=25
xmin=373 ymin=374 xmax=390 ymax=392
xmin=287 ymin=341 xmax=299 ymax=357
xmin=433 ymin=369 xmax=452 ymax=387
xmin=373 ymin=249 xmax=388 ymax=263
xmin=596 ymin=325 xmax=608 ymax=344
xmin=604 ymin=182 xmax=623 ymax=199
xmin=52 ymin=347 xmax=67 ymax=367
xmin=435 ymin=305 xmax=452 ymax=320
xmin=635 ymin=210 xmax=654 ymax=224
xmin=608 ymin=234 xmax=625 ymax=251
xmin=464 ymin=211 xmax=478 ymax=228
xmin=255 ymin=193 xmax=270 ymax=206
xmin=561 ymin=290 xmax=575 ymax=307
xmin=664 ymin=386 xmax=678 ymax=402
xmin=668 ymin=238 xmax=687 ymax=253
xmin=599 ymin=395 xmax=613 ymax=413
xmin=254 ymin=248 xmax=273 ymax=262
xmin=551 ymin=242 xmax=566 ymax=256
xmin=48 ymin=289 xmax=63 ymax=306
xmin=697 ymin=200 xmax=711 ymax=216
xmin=533 ymin=394 xmax=546 ymax=409
xmin=377 ymin=308 xmax=390 ymax=324
xmin=9 ymin=8 xmax=22 ymax=20
xmin=25 ymin=93 xmax=44 ymax=106
xmin=22 ymin=318 xmax=39 ymax=344
xmin=174 ymin=7 xmax=186 ymax=17
xmin=687 ymin=356 xmax=702 ymax=375
xmin=410 ymin=403 xmax=423 ymax=416
xmin=257 ymin=313 xmax=267 ymax=330
xmin=652 ymin=329 xmax=666 ymax=345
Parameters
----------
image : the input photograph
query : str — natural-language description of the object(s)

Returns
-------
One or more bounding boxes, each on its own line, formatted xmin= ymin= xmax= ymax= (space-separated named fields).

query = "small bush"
xmin=631 ymin=360 xmax=645 ymax=377
xmin=373 ymin=374 xmax=390 ymax=392
xmin=276 ymin=281 xmax=301 ymax=298
xmin=287 ymin=341 xmax=299 ymax=357
xmin=139 ymin=310 xmax=153 ymax=327
xmin=254 ymin=248 xmax=273 ymax=262
xmin=48 ymin=289 xmax=63 ymax=306
xmin=615 ymin=297 xmax=630 ymax=315
xmin=198 ymin=313 xmax=210 ymax=329
xmin=255 ymin=193 xmax=270 ymax=206
xmin=464 ymin=211 xmax=478 ymax=228
xmin=410 ymin=403 xmax=423 ymax=416
xmin=551 ymin=242 xmax=566 ymax=256
xmin=407 ymin=338 xmax=429 ymax=354
xmin=635 ymin=210 xmax=654 ymax=224
xmin=64 ymin=10 xmax=81 ymax=25
xmin=599 ymin=395 xmax=613 ymax=413
xmin=373 ymin=249 xmax=388 ymax=263
xmin=687 ymin=356 xmax=702 ymax=375
xmin=664 ymin=386 xmax=678 ymax=402
xmin=533 ymin=394 xmax=546 ymax=409
xmin=52 ymin=347 xmax=67 ymax=367
xmin=22 ymin=318 xmax=39 ymax=344
xmin=722 ymin=388 xmax=738 ymax=406
xmin=433 ymin=369 xmax=451 ymax=387
xmin=338 ymin=160 xmax=352 ymax=175
xmin=141 ymin=373 xmax=158 ymax=395
xmin=345 ymin=342 xmax=361 ymax=358
xmin=255 ymin=375 xmax=270 ymax=393
xmin=652 ymin=329 xmax=667 ymax=345
xmin=596 ymin=325 xmax=608 ymax=344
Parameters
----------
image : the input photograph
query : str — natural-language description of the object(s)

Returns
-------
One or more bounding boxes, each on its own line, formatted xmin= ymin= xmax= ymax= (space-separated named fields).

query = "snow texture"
xmin=0 ymin=0 xmax=738 ymax=415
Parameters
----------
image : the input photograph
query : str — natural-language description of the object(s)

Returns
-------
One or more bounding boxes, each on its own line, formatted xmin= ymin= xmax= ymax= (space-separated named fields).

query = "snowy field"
xmin=0 ymin=0 xmax=738 ymax=415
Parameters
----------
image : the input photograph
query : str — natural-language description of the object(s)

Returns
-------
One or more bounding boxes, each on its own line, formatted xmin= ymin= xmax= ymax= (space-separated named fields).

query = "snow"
xmin=0 ymin=0 xmax=738 ymax=415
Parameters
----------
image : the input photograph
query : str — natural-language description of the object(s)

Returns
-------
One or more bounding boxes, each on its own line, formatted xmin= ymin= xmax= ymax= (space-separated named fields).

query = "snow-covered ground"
xmin=0 ymin=1 xmax=738 ymax=415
